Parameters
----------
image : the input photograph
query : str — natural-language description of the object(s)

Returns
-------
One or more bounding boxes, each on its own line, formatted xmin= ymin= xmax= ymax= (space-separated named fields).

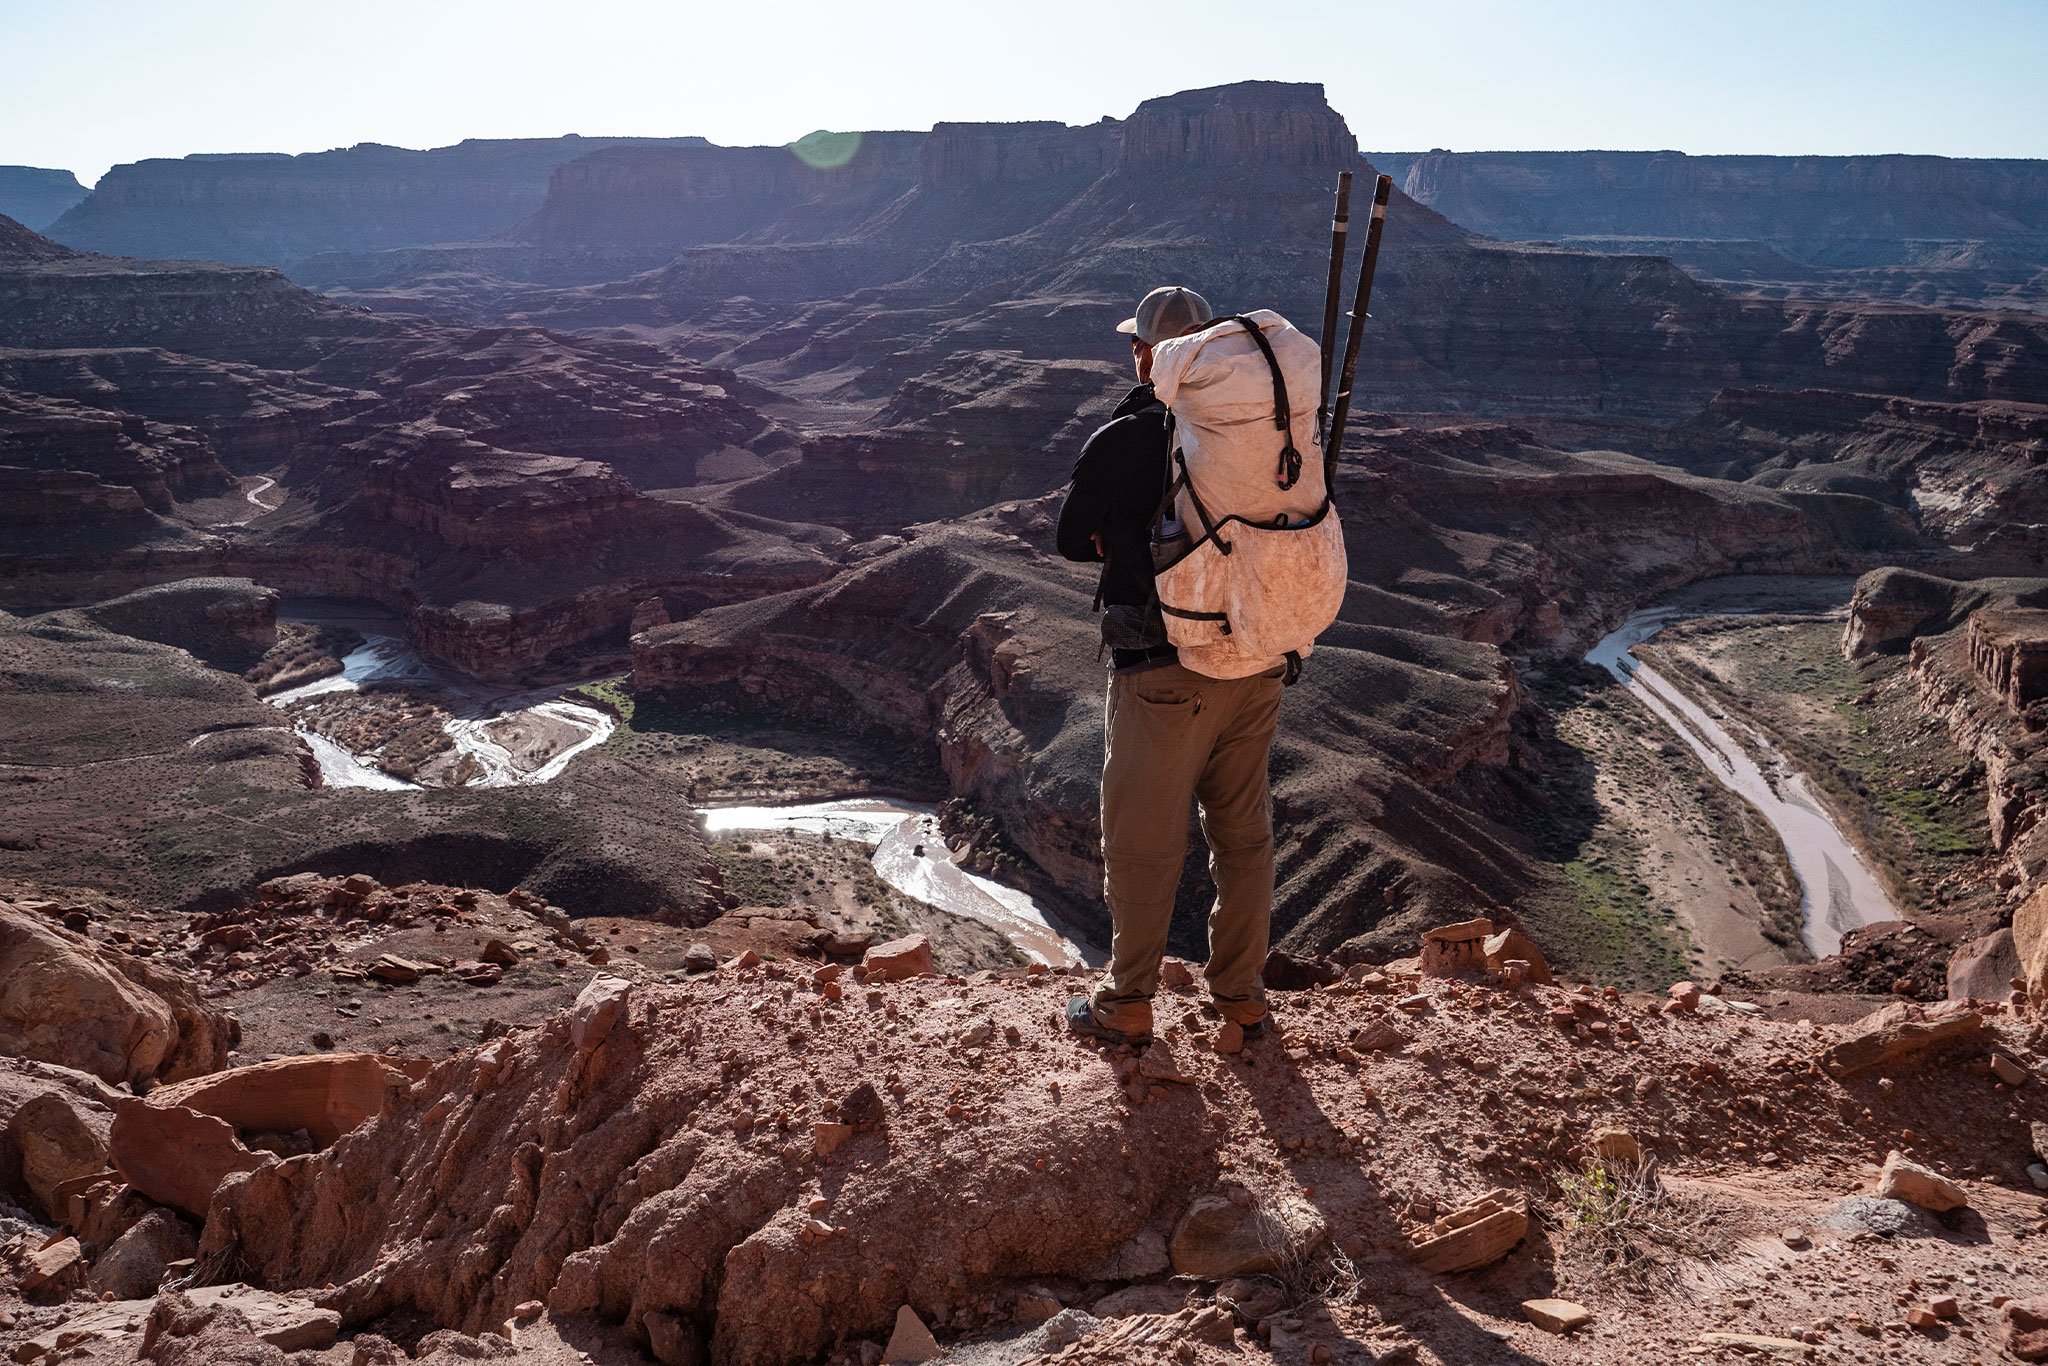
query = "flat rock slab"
xmin=1699 ymin=1331 xmax=1814 ymax=1357
xmin=1819 ymin=1002 xmax=1984 ymax=1077
xmin=1522 ymin=1298 xmax=1591 ymax=1333
xmin=17 ymin=1284 xmax=339 ymax=1357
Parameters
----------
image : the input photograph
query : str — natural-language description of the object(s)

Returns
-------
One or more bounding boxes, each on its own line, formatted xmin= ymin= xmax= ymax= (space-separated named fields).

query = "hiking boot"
xmin=1065 ymin=996 xmax=1151 ymax=1046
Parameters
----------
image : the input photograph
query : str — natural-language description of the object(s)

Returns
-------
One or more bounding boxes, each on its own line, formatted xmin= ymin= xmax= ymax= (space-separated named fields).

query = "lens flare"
xmin=788 ymin=129 xmax=862 ymax=170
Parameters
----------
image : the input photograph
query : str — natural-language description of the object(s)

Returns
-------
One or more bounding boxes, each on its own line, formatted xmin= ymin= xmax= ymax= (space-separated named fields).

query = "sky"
xmin=5 ymin=0 xmax=2046 ymax=185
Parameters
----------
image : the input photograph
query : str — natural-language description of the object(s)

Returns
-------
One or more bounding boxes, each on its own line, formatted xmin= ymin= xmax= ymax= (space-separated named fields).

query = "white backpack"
xmin=1148 ymin=310 xmax=1348 ymax=680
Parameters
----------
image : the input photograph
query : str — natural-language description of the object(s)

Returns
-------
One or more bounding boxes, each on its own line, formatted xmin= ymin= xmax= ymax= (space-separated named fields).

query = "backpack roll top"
xmin=1147 ymin=311 xmax=1349 ymax=673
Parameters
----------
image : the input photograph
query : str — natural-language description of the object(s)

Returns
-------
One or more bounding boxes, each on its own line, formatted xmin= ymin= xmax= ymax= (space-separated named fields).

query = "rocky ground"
xmin=3 ymin=884 xmax=2045 ymax=1365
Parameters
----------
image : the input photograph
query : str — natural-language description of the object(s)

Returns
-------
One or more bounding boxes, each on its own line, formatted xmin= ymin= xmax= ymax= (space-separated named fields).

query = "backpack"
xmin=1146 ymin=310 xmax=1347 ymax=680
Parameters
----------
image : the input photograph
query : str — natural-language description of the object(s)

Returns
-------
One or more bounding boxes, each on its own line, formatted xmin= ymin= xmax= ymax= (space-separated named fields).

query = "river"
xmin=268 ymin=611 xmax=1088 ymax=964
xmin=702 ymin=801 xmax=1095 ymax=968
xmin=1586 ymin=604 xmax=1901 ymax=957
xmin=267 ymin=604 xmax=615 ymax=791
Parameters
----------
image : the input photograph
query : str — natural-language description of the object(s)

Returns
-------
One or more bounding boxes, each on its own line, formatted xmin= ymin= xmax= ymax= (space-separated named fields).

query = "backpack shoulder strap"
xmin=1218 ymin=315 xmax=1303 ymax=491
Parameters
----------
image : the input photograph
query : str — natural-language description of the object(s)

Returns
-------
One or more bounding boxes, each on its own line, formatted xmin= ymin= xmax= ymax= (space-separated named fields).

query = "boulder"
xmin=2005 ymin=1298 xmax=2048 ymax=1363
xmin=1483 ymin=928 xmax=1552 ymax=984
xmin=1404 ymin=1189 xmax=1529 ymax=1273
xmin=1945 ymin=928 xmax=2021 ymax=1002
xmin=111 ymin=1101 xmax=271 ymax=1218
xmin=19 ymin=1233 xmax=87 ymax=1297
xmin=1876 ymin=1150 xmax=1968 ymax=1212
xmin=1588 ymin=1126 xmax=1641 ymax=1165
xmin=1168 ymin=1190 xmax=1326 ymax=1278
xmin=90 ymin=1208 xmax=199 ymax=1299
xmin=862 ymin=934 xmax=934 ymax=982
xmin=883 ymin=1304 xmax=942 ymax=1364
xmin=0 ymin=900 xmax=235 ymax=1085
xmin=1419 ymin=918 xmax=1493 ymax=977
xmin=2017 ymin=886 xmax=2048 ymax=1008
xmin=147 ymin=1052 xmax=420 ymax=1147
xmin=1818 ymin=1002 xmax=1985 ymax=1077
xmin=8 ymin=1088 xmax=111 ymax=1217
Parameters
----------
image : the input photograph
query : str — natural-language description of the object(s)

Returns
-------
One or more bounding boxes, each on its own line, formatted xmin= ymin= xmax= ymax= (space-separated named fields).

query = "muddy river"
xmin=702 ymin=801 xmax=1096 ymax=968
xmin=272 ymin=610 xmax=1090 ymax=964
xmin=1586 ymin=597 xmax=1901 ymax=957
xmin=269 ymin=605 xmax=615 ymax=791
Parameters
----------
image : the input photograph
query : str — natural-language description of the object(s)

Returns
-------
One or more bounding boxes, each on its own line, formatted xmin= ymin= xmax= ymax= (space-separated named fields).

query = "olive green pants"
xmin=1090 ymin=662 xmax=1284 ymax=1035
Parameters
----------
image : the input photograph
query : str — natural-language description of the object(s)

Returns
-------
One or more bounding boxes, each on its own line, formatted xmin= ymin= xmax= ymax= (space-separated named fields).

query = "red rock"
xmin=883 ymin=1304 xmax=941 ymax=1363
xmin=19 ymin=1234 xmax=85 ymax=1296
xmin=1522 ymin=1298 xmax=1591 ymax=1333
xmin=861 ymin=935 xmax=934 ymax=982
xmin=1819 ymin=1002 xmax=1985 ymax=1077
xmin=0 ymin=900 xmax=234 ymax=1085
xmin=110 ymin=1101 xmax=270 ymax=1218
xmin=2004 ymin=1298 xmax=2048 ymax=1362
xmin=1483 ymin=928 xmax=1551 ymax=985
xmin=1404 ymin=1190 xmax=1528 ymax=1273
xmin=1876 ymin=1150 xmax=1967 ymax=1212
xmin=479 ymin=939 xmax=519 ymax=966
xmin=149 ymin=1052 xmax=420 ymax=1146
xmin=366 ymin=954 xmax=430 ymax=984
xmin=1668 ymin=981 xmax=1702 ymax=1011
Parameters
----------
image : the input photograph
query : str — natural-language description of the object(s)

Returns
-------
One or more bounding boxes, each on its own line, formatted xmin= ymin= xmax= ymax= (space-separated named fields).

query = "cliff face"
xmin=1115 ymin=81 xmax=1358 ymax=172
xmin=45 ymin=137 xmax=709 ymax=270
xmin=1660 ymin=387 xmax=2048 ymax=542
xmin=1375 ymin=149 xmax=2048 ymax=311
xmin=0 ymin=167 xmax=88 ymax=232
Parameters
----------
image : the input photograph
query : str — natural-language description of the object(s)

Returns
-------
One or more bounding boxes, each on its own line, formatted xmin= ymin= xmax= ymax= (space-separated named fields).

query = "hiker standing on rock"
xmin=1056 ymin=285 xmax=1346 ymax=1045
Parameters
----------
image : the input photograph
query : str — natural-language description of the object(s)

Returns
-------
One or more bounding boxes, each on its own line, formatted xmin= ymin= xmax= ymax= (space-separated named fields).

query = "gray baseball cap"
xmin=1116 ymin=285 xmax=1214 ymax=345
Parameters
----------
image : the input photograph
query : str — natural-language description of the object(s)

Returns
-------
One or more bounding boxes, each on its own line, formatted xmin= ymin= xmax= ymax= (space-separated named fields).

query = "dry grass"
xmin=1549 ymin=1155 xmax=1717 ymax=1291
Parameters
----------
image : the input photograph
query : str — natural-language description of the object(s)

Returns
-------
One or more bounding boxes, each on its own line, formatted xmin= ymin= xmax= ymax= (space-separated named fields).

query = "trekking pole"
xmin=1316 ymin=170 xmax=1353 ymax=432
xmin=1325 ymin=173 xmax=1393 ymax=486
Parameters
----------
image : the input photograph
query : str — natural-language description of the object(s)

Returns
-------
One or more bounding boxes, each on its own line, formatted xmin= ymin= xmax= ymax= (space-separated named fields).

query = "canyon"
xmin=2 ymin=76 xmax=2046 ymax=1366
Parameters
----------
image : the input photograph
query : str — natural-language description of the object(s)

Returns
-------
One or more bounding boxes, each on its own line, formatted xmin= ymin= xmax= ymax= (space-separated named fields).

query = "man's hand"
xmin=1092 ymin=532 xmax=1104 ymax=558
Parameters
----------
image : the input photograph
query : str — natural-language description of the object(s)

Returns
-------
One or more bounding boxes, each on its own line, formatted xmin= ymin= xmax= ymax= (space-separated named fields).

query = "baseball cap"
xmin=1116 ymin=286 xmax=1214 ymax=345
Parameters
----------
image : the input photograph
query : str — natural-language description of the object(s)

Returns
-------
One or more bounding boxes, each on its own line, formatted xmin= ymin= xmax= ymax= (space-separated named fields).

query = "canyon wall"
xmin=46 ymin=136 xmax=710 ymax=270
xmin=1374 ymin=149 xmax=2048 ymax=311
xmin=0 ymin=166 xmax=88 ymax=232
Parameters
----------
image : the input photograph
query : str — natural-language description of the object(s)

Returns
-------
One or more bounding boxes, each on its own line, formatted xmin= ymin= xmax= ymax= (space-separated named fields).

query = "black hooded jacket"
xmin=1056 ymin=383 xmax=1177 ymax=670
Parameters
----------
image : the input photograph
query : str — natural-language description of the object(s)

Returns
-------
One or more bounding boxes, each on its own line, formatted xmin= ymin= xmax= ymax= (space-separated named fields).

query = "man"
xmin=1057 ymin=285 xmax=1288 ymax=1045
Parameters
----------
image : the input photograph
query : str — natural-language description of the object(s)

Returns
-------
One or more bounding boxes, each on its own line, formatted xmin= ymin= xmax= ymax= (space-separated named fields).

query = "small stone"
xmin=2027 ymin=1162 xmax=2048 ymax=1191
xmin=1991 ymin=1053 xmax=2029 ymax=1086
xmin=512 ymin=1301 xmax=542 ymax=1321
xmin=1668 ymin=980 xmax=1702 ymax=1011
xmin=366 ymin=954 xmax=428 ymax=984
xmin=1906 ymin=1307 xmax=1938 ymax=1330
xmin=480 ymin=938 xmax=519 ymax=966
xmin=1396 ymin=993 xmax=1430 ymax=1013
xmin=1522 ymin=1299 xmax=1591 ymax=1334
xmin=812 ymin=1121 xmax=853 ymax=1157
xmin=1781 ymin=1226 xmax=1808 ymax=1248
xmin=1930 ymin=1295 xmax=1959 ymax=1319
xmin=682 ymin=943 xmax=716 ymax=973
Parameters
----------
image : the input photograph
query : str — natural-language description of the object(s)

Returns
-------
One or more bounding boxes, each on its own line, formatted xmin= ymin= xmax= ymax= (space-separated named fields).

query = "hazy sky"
xmin=7 ymin=0 xmax=2045 ymax=184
